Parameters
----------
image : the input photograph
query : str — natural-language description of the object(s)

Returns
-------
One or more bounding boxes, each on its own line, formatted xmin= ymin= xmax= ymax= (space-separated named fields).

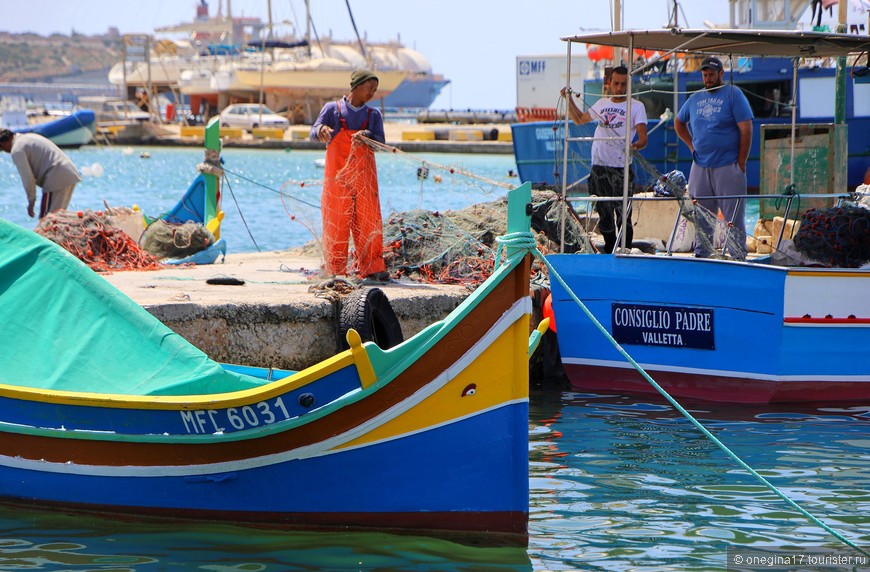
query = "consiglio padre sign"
xmin=611 ymin=303 xmax=715 ymax=350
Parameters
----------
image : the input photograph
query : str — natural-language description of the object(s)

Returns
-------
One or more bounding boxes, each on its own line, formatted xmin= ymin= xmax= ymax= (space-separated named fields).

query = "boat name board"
xmin=611 ymin=303 xmax=715 ymax=350
xmin=180 ymin=397 xmax=292 ymax=434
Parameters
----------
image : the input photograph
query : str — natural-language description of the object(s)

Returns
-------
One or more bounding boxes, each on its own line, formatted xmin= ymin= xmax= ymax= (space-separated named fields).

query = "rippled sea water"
xmin=2 ymin=389 xmax=869 ymax=570
xmin=0 ymin=144 xmax=518 ymax=253
xmin=2 ymin=146 xmax=869 ymax=570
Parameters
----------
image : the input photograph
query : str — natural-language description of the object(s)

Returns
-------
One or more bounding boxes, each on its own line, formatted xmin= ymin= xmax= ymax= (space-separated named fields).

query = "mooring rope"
xmin=496 ymin=230 xmax=869 ymax=557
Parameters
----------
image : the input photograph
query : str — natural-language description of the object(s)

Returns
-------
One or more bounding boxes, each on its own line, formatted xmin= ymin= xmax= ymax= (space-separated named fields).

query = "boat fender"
xmin=542 ymin=293 xmax=556 ymax=333
xmin=338 ymin=287 xmax=404 ymax=351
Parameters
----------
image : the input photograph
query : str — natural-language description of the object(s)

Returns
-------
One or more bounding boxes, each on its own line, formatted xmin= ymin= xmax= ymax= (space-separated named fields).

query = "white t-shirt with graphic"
xmin=588 ymin=97 xmax=648 ymax=168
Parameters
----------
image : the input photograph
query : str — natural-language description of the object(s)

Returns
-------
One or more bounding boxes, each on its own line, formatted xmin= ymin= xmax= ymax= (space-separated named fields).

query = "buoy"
xmin=542 ymin=293 xmax=557 ymax=333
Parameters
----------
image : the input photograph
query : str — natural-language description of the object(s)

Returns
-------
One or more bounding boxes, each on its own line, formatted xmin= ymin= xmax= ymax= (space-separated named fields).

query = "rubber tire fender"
xmin=339 ymin=287 xmax=404 ymax=350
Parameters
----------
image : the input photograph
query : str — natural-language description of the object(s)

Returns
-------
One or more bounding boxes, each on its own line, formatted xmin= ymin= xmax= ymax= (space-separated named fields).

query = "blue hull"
xmin=381 ymin=76 xmax=450 ymax=109
xmin=20 ymin=109 xmax=96 ymax=148
xmin=547 ymin=254 xmax=870 ymax=403
xmin=0 ymin=403 xmax=528 ymax=521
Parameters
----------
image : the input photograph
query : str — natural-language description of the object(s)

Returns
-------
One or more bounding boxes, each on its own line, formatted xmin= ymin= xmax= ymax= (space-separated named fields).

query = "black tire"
xmin=339 ymin=287 xmax=404 ymax=351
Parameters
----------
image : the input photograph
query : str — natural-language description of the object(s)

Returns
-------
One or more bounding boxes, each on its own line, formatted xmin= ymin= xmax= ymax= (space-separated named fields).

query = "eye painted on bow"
xmin=461 ymin=383 xmax=477 ymax=397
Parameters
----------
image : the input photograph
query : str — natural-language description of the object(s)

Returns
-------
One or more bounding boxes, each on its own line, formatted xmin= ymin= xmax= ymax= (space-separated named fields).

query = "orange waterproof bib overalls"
xmin=321 ymin=101 xmax=387 ymax=277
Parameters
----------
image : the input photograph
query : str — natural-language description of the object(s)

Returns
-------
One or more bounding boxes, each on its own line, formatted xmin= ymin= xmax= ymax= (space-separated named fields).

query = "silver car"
xmin=219 ymin=104 xmax=289 ymax=131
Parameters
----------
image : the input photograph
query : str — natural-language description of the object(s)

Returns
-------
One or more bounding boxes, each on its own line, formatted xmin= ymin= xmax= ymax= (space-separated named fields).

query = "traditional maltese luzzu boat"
xmin=0 ymin=183 xmax=539 ymax=543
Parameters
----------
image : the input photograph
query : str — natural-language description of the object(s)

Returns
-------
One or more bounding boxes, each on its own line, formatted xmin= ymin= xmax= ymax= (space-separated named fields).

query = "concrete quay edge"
xmin=101 ymin=250 xmax=473 ymax=371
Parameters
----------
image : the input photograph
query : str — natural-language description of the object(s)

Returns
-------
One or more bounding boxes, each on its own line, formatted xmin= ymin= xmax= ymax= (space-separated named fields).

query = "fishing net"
xmin=793 ymin=205 xmax=870 ymax=267
xmin=277 ymin=136 xmax=581 ymax=287
xmin=139 ymin=219 xmax=216 ymax=260
xmin=35 ymin=210 xmax=162 ymax=272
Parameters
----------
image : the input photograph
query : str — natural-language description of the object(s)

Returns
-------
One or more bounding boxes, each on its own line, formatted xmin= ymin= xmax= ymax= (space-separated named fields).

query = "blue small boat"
xmin=18 ymin=109 xmax=97 ymax=148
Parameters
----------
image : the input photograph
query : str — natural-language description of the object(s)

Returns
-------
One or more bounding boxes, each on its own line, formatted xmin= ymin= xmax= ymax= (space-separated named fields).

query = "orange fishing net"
xmin=35 ymin=210 xmax=162 ymax=272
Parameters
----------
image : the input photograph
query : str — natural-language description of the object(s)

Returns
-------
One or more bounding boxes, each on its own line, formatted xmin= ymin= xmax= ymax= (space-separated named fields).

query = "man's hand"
xmin=316 ymin=124 xmax=333 ymax=143
xmin=27 ymin=204 xmax=35 ymax=218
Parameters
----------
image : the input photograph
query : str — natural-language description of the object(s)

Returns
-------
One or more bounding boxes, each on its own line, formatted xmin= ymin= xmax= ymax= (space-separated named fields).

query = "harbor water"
xmin=0 ymin=145 xmax=518 ymax=254
xmin=2 ymin=147 xmax=869 ymax=570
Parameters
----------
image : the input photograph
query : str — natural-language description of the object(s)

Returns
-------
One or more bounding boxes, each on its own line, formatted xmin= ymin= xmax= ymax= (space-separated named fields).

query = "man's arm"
xmin=560 ymin=89 xmax=593 ymax=124
xmin=736 ymin=119 xmax=752 ymax=172
xmin=674 ymin=116 xmax=694 ymax=154
xmin=631 ymin=123 xmax=648 ymax=151
xmin=11 ymin=152 xmax=37 ymax=217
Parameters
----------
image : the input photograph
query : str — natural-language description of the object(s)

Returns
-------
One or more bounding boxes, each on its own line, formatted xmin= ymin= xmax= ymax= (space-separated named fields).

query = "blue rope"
xmin=505 ymin=238 xmax=870 ymax=557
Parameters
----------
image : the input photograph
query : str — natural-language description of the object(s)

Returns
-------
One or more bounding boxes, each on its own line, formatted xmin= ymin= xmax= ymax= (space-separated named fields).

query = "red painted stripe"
xmin=564 ymin=363 xmax=870 ymax=404
xmin=0 ymin=498 xmax=529 ymax=544
xmin=784 ymin=317 xmax=870 ymax=324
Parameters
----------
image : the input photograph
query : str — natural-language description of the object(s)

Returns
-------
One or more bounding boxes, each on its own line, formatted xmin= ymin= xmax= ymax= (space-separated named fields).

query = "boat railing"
xmin=565 ymin=191 xmax=854 ymax=257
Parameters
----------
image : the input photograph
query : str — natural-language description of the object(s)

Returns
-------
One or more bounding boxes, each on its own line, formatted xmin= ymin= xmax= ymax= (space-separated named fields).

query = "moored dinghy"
xmin=0 ymin=183 xmax=538 ymax=542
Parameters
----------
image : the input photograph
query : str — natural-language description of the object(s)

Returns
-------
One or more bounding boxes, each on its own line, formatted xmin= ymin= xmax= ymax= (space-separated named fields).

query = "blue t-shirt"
xmin=677 ymin=84 xmax=753 ymax=168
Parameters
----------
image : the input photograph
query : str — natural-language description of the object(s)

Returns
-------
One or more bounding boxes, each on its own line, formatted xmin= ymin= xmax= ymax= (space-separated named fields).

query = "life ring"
xmin=339 ymin=287 xmax=404 ymax=350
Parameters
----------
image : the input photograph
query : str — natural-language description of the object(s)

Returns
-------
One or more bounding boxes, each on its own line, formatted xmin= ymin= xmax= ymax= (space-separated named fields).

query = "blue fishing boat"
xmin=22 ymin=109 xmax=97 ymax=148
xmin=1 ymin=97 xmax=96 ymax=148
xmin=0 ymin=181 xmax=538 ymax=541
xmin=543 ymin=28 xmax=870 ymax=404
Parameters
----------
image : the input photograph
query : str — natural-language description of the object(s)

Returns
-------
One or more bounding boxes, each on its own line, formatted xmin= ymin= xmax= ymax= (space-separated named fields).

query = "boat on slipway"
xmin=544 ymin=27 xmax=870 ymax=404
xmin=511 ymin=0 xmax=870 ymax=190
xmin=110 ymin=1 xmax=448 ymax=121
xmin=0 ymin=176 xmax=539 ymax=541
xmin=1 ymin=97 xmax=95 ymax=148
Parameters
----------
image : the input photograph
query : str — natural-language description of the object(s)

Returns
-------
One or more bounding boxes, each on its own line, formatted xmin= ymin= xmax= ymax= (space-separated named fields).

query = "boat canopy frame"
xmin=558 ymin=28 xmax=870 ymax=253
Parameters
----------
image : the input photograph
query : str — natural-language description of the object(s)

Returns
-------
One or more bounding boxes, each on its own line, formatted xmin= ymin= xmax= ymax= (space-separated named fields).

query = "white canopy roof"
xmin=562 ymin=28 xmax=870 ymax=58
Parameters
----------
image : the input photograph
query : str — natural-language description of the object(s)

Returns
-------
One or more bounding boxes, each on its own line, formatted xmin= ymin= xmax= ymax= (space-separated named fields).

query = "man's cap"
xmin=700 ymin=56 xmax=723 ymax=72
xmin=350 ymin=69 xmax=378 ymax=89
xmin=0 ymin=128 xmax=13 ymax=143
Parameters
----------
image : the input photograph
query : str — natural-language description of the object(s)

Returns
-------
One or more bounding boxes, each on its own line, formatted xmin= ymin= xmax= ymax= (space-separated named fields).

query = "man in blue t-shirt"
xmin=675 ymin=56 xmax=753 ymax=258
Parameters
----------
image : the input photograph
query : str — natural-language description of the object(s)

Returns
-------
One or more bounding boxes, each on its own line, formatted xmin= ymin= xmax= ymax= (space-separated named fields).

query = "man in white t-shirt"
xmin=563 ymin=66 xmax=648 ymax=253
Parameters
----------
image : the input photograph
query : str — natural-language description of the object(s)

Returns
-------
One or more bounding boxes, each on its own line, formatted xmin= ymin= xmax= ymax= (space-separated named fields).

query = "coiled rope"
xmin=495 ymin=229 xmax=869 ymax=557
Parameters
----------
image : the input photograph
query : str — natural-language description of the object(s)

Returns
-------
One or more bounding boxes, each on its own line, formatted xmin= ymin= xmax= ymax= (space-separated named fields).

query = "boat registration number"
xmin=179 ymin=397 xmax=291 ymax=434
xmin=611 ymin=303 xmax=715 ymax=350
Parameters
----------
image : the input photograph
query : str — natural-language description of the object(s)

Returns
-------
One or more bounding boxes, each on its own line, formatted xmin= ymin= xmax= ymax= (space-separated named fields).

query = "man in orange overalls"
xmin=310 ymin=69 xmax=388 ymax=281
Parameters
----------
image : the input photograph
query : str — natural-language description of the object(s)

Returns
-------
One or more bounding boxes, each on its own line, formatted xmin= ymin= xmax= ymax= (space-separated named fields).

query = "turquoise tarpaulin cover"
xmin=0 ymin=219 xmax=263 ymax=396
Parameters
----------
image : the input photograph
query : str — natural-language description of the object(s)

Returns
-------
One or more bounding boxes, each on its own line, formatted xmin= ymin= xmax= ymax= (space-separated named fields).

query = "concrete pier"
xmin=100 ymin=122 xmax=514 ymax=155
xmin=101 ymin=250 xmax=472 ymax=371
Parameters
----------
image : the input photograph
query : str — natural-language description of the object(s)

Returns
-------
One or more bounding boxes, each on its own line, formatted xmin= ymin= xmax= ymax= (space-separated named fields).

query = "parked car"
xmin=77 ymin=96 xmax=151 ymax=124
xmin=219 ymin=104 xmax=289 ymax=131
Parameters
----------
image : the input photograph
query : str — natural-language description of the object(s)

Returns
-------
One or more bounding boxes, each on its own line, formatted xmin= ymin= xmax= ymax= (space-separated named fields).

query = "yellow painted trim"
xmin=180 ymin=126 xmax=205 ymax=138
xmin=220 ymin=128 xmax=245 ymax=139
xmin=252 ymin=127 xmax=286 ymax=139
xmin=787 ymin=270 xmax=870 ymax=278
xmin=347 ymin=329 xmax=377 ymax=389
xmin=0 ymin=352 xmax=358 ymax=410
xmin=497 ymin=131 xmax=513 ymax=142
xmin=401 ymin=130 xmax=435 ymax=141
xmin=336 ymin=319 xmax=530 ymax=449
xmin=206 ymin=210 xmax=224 ymax=240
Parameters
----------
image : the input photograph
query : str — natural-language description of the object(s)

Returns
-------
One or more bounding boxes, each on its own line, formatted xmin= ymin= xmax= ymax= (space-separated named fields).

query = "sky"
xmin=0 ymin=0 xmax=828 ymax=110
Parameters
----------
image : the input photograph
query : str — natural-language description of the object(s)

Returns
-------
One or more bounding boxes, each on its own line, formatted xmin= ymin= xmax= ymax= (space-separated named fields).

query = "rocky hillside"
xmin=0 ymin=32 xmax=120 ymax=82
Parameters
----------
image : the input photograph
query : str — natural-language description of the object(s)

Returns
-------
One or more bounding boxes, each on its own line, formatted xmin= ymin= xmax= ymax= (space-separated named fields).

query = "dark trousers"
xmin=589 ymin=165 xmax=634 ymax=253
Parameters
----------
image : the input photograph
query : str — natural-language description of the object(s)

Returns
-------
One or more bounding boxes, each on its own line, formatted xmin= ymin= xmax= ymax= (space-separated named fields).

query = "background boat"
xmin=109 ymin=1 xmax=450 ymax=123
xmin=1 ymin=96 xmax=95 ymax=147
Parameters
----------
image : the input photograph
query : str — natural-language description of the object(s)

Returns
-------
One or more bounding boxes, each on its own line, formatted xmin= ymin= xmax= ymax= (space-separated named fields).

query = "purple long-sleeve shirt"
xmin=309 ymin=96 xmax=386 ymax=144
